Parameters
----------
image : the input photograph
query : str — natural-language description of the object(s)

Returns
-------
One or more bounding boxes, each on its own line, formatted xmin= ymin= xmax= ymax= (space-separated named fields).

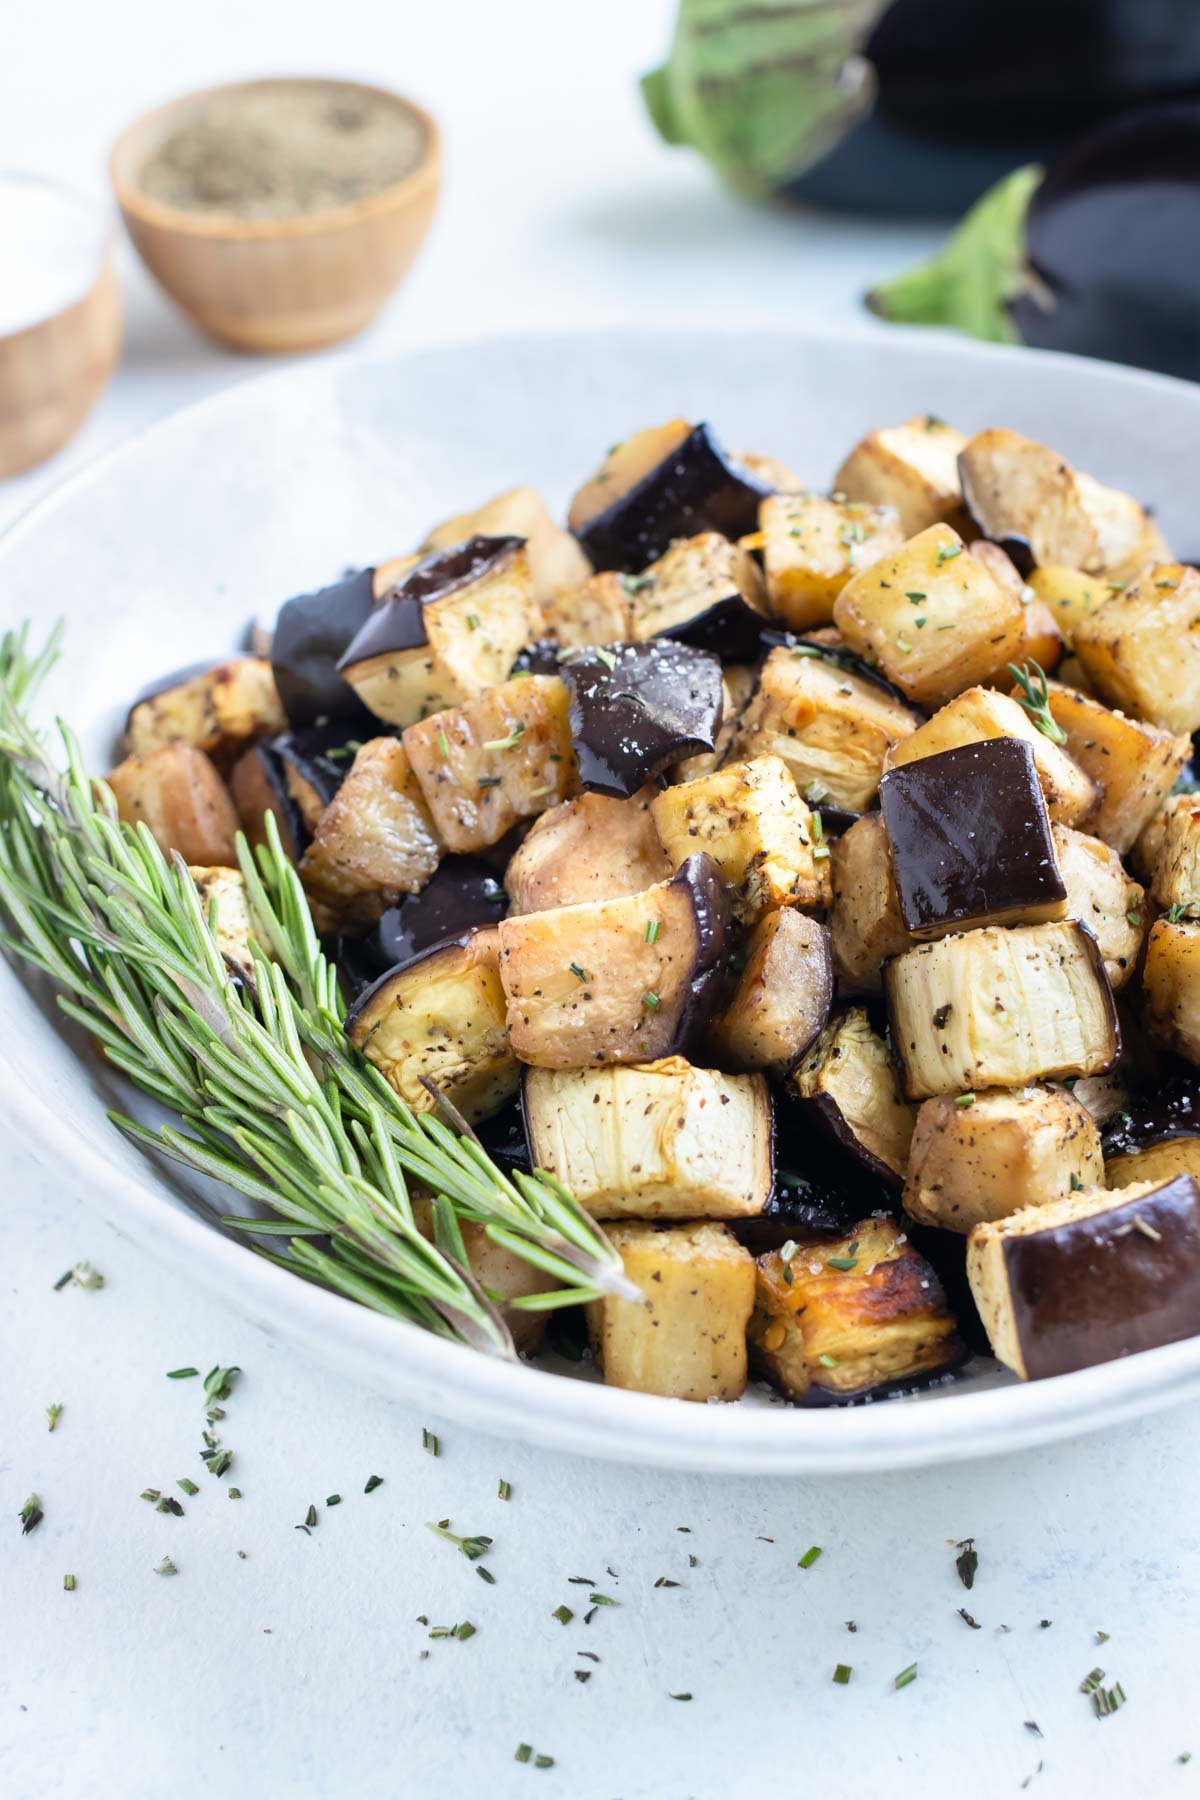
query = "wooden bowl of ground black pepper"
xmin=109 ymin=78 xmax=440 ymax=353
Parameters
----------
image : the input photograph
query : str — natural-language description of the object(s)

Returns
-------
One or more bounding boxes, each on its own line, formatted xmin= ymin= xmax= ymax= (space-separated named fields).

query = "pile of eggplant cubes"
xmin=108 ymin=415 xmax=1200 ymax=1405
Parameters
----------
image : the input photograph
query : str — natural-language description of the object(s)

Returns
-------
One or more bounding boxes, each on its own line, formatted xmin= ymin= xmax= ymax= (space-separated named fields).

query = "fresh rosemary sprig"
xmin=1007 ymin=659 xmax=1068 ymax=745
xmin=0 ymin=625 xmax=633 ymax=1357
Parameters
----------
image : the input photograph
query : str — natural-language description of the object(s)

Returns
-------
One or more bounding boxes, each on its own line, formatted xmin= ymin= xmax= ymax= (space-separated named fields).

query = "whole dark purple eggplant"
xmin=868 ymin=104 xmax=1200 ymax=380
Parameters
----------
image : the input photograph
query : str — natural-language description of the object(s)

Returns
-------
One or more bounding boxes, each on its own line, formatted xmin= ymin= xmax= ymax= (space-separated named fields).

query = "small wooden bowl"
xmin=0 ymin=183 xmax=122 ymax=479
xmin=109 ymin=78 xmax=441 ymax=354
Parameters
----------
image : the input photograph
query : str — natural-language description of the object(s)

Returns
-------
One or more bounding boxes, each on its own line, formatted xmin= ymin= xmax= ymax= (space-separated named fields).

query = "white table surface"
xmin=3 ymin=7 xmax=1198 ymax=1797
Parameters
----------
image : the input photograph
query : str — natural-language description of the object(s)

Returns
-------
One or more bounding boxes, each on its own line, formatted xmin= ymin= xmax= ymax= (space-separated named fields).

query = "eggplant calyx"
xmin=865 ymin=164 xmax=1044 ymax=346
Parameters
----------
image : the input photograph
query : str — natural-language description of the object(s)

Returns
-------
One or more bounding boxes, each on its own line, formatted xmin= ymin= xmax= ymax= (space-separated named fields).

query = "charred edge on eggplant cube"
xmin=271 ymin=567 xmax=378 ymax=729
xmin=561 ymin=641 xmax=724 ymax=799
xmin=575 ymin=423 xmax=773 ymax=572
xmin=124 ymin=659 xmax=223 ymax=729
xmin=336 ymin=857 xmax=508 ymax=996
xmin=337 ymin=534 xmax=525 ymax=666
xmin=229 ymin=740 xmax=307 ymax=862
xmin=274 ymin=725 xmax=366 ymax=831
xmin=879 ymin=737 xmax=1067 ymax=938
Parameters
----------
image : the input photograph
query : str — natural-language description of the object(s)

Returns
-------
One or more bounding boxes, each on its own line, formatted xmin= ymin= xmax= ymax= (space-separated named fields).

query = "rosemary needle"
xmin=0 ymin=626 xmax=635 ymax=1359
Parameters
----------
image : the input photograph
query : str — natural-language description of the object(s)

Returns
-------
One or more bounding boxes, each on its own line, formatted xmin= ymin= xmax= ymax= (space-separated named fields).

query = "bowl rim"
xmin=6 ymin=321 xmax=1200 ymax=1474
xmin=108 ymin=74 xmax=441 ymax=241
xmin=0 ymin=170 xmax=120 ymax=342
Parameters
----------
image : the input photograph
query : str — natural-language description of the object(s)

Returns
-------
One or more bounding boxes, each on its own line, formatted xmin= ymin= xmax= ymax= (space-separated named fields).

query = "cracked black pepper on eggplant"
xmin=100 ymin=404 xmax=1200 ymax=1401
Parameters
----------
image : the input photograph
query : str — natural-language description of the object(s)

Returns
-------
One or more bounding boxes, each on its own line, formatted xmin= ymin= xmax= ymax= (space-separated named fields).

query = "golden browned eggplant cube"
xmin=886 ymin=921 xmax=1121 ymax=1099
xmin=298 ymin=737 xmax=442 ymax=934
xmin=650 ymin=755 xmax=827 ymax=923
xmin=107 ymin=741 xmax=240 ymax=868
xmin=421 ymin=484 xmax=591 ymax=603
xmin=411 ymin=1196 xmax=555 ymax=1357
xmin=345 ymin=927 xmax=516 ymax=1124
xmin=749 ymin=1217 xmax=962 ymax=1403
xmin=1025 ymin=564 xmax=1113 ymax=648
xmin=540 ymin=571 xmax=633 ymax=647
xmin=957 ymin=427 xmax=1169 ymax=580
xmin=189 ymin=864 xmax=260 ymax=984
xmin=707 ymin=909 xmax=833 ymax=1075
xmin=523 ymin=1057 xmax=772 ymax=1220
xmin=626 ymin=531 xmax=768 ymax=642
xmin=1070 ymin=564 xmax=1200 ymax=733
xmin=1143 ymin=917 xmax=1200 ymax=1062
xmin=1150 ymin=798 xmax=1200 ymax=915
xmin=1051 ymin=824 xmax=1144 ymax=990
xmin=828 ymin=812 xmax=914 ymax=993
xmin=586 ymin=1221 xmax=756 ymax=1403
xmin=903 ymin=1084 xmax=1103 ymax=1232
xmin=759 ymin=492 xmax=903 ymax=630
xmin=403 ymin=675 xmax=576 ymax=853
xmin=887 ymin=684 xmax=1097 ymax=826
xmin=833 ymin=414 xmax=970 ymax=537
xmin=791 ymin=1007 xmax=917 ymax=1186
xmin=731 ymin=645 xmax=919 ymax=814
xmin=1106 ymin=1138 xmax=1200 ymax=1192
xmin=1041 ymin=679 xmax=1190 ymax=854
xmin=125 ymin=657 xmax=286 ymax=769
xmin=970 ymin=541 xmax=1063 ymax=672
xmin=504 ymin=786 xmax=671 ymax=914
xmin=833 ymin=524 xmax=1027 ymax=709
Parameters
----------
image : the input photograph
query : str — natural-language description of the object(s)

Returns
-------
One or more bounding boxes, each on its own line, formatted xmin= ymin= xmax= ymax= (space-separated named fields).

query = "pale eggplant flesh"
xmin=336 ymin=535 xmax=525 ymax=667
xmin=271 ymin=568 xmax=377 ymax=728
xmin=577 ymin=423 xmax=773 ymax=572
xmin=561 ymin=641 xmax=724 ymax=798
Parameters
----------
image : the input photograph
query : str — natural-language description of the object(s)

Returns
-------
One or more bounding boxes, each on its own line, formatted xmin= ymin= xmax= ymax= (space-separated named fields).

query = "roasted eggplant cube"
xmin=1133 ymin=792 xmax=1191 ymax=886
xmin=497 ymin=855 xmax=731 ymax=1068
xmin=888 ymin=685 xmax=1096 ymax=827
xmin=1026 ymin=564 xmax=1113 ymax=648
xmin=886 ymin=921 xmax=1120 ymax=1100
xmin=1143 ymin=918 xmax=1200 ymax=1063
xmin=967 ymin=1174 xmax=1200 ymax=1381
xmin=650 ymin=755 xmax=827 ymax=924
xmin=670 ymin=663 xmax=756 ymax=785
xmin=832 ymin=415 xmax=970 ymax=538
xmin=339 ymin=858 xmax=508 ymax=994
xmin=420 ymin=484 xmax=591 ymax=603
xmin=833 ymin=524 xmax=1026 ymax=710
xmin=1151 ymin=799 xmax=1200 ymax=914
xmin=403 ymin=675 xmax=575 ymax=853
xmin=971 ymin=541 xmax=1063 ymax=672
xmin=107 ymin=742 xmax=239 ymax=867
xmin=903 ymin=1084 xmax=1103 ymax=1233
xmin=760 ymin=492 xmax=903 ymax=630
xmin=270 ymin=566 xmax=377 ymax=729
xmin=1070 ymin=564 xmax=1200 ymax=734
xmin=1043 ymin=679 xmax=1190 ymax=854
xmin=229 ymin=741 xmax=306 ymax=861
xmin=750 ymin=1217 xmax=963 ymax=1403
xmin=880 ymin=738 xmax=1066 ymax=938
xmin=337 ymin=537 xmax=543 ymax=729
xmin=586 ymin=1221 xmax=756 ymax=1403
xmin=957 ymin=427 xmax=1169 ymax=581
xmin=504 ymin=786 xmax=671 ymax=914
xmin=569 ymin=420 xmax=772 ymax=571
xmin=627 ymin=531 xmax=769 ymax=660
xmin=1107 ymin=1139 xmax=1200 ymax=1191
xmin=345 ymin=927 xmax=516 ymax=1124
xmin=730 ymin=646 xmax=919 ymax=814
xmin=708 ymin=909 xmax=832 ymax=1076
xmin=540 ymin=572 xmax=632 ymax=648
xmin=1053 ymin=824 xmax=1144 ymax=990
xmin=410 ymin=1195 xmax=554 ymax=1357
xmin=189 ymin=864 xmax=260 ymax=985
xmin=561 ymin=640 xmax=724 ymax=799
xmin=273 ymin=725 xmax=361 ymax=832
xmin=298 ymin=738 xmax=442 ymax=935
xmin=791 ymin=1007 xmax=916 ymax=1187
xmin=829 ymin=812 xmax=913 ymax=993
xmin=125 ymin=657 xmax=285 ymax=769
xmin=524 ymin=1057 xmax=772 ymax=1219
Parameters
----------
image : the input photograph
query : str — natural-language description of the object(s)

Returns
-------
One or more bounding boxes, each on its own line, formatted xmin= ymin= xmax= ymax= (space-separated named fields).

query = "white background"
xmin=3 ymin=5 xmax=1199 ymax=1797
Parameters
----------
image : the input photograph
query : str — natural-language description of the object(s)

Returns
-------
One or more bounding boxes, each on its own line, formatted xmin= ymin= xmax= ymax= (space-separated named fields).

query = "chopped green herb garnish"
xmin=19 ymin=1493 xmax=43 ymax=1535
xmin=642 ymin=990 xmax=661 ymax=1011
xmin=569 ymin=962 xmax=589 ymax=982
xmin=826 ymin=1255 xmax=856 ymax=1272
xmin=958 ymin=1607 xmax=981 ymax=1629
xmin=955 ymin=1093 xmax=975 ymax=1108
xmin=476 ymin=1565 xmax=495 ymax=1584
xmin=228 ymin=1487 xmax=242 ymax=1499
xmin=55 ymin=1261 xmax=104 ymax=1291
xmin=896 ymin=634 xmax=913 ymax=654
xmin=63 ymin=1573 xmax=76 ymax=1591
xmin=467 ymin=615 xmax=480 ymax=632
xmin=437 ymin=729 xmax=450 ymax=757
xmin=166 ymin=1367 xmax=198 ymax=1380
xmin=955 ymin=1538 xmax=978 ymax=1589
xmin=552 ymin=1604 xmax=574 ymax=1625
xmin=482 ymin=723 xmax=526 ymax=752
xmin=935 ymin=542 xmax=962 ymax=566
xmin=533 ymin=1754 xmax=554 ymax=1769
xmin=515 ymin=1745 xmax=532 ymax=1764
xmin=645 ymin=918 xmax=661 ymax=944
xmin=365 ymin=1473 xmax=386 ymax=1492
xmin=46 ymin=1402 xmax=62 ymax=1432
xmin=1167 ymin=904 xmax=1187 ymax=923
xmin=833 ymin=1664 xmax=852 ymax=1684
xmin=893 ymin=1662 xmax=918 ymax=1690
xmin=1008 ymin=659 xmax=1068 ymax=745
xmin=594 ymin=646 xmax=618 ymax=669
xmin=905 ymin=591 xmax=926 ymax=602
xmin=798 ymin=1545 xmax=823 ymax=1569
xmin=202 ymin=1365 xmax=240 ymax=1407
xmin=1080 ymin=1667 xmax=1106 ymax=1694
xmin=423 ymin=1427 xmax=439 ymax=1456
xmin=427 ymin=1520 xmax=493 ymax=1561
xmin=498 ymin=1478 xmax=512 ymax=1501
xmin=818 ymin=1354 xmax=839 ymax=1369
xmin=154 ymin=1556 xmax=178 ymax=1577
xmin=588 ymin=1592 xmax=619 ymax=1607
xmin=668 ymin=1693 xmax=693 ymax=1702
xmin=304 ymin=1504 xmax=318 ymax=1528
xmin=178 ymin=1477 xmax=199 ymax=1495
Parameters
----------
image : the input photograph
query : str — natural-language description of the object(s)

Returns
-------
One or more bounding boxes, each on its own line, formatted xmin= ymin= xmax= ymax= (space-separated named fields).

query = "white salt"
xmin=0 ymin=174 xmax=109 ymax=336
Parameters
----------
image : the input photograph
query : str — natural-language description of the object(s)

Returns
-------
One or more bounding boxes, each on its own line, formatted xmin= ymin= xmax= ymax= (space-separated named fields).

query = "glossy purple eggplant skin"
xmin=561 ymin=641 xmax=724 ymax=797
xmin=274 ymin=724 xmax=365 ymax=814
xmin=1012 ymin=104 xmax=1200 ymax=382
xmin=781 ymin=637 xmax=917 ymax=710
xmin=1005 ymin=1174 xmax=1200 ymax=1381
xmin=337 ymin=534 xmax=524 ymax=668
xmin=578 ymin=423 xmax=773 ymax=572
xmin=652 ymin=590 xmax=775 ymax=665
xmin=271 ymin=568 xmax=377 ymax=728
xmin=666 ymin=852 xmax=736 ymax=1052
xmin=879 ymin=737 xmax=1064 ymax=937
xmin=229 ymin=741 xmax=308 ymax=863
xmin=1102 ymin=1063 xmax=1200 ymax=1162
xmin=336 ymin=857 xmax=507 ymax=995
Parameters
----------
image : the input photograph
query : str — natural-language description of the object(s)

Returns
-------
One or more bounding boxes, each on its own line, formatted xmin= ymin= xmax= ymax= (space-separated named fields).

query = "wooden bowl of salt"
xmin=109 ymin=78 xmax=441 ymax=353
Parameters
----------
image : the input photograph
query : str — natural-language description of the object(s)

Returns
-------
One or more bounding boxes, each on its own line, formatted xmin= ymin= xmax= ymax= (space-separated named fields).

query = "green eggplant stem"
xmin=866 ymin=164 xmax=1045 ymax=345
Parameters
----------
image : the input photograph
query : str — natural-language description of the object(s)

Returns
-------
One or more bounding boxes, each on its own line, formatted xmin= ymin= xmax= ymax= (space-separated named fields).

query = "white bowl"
xmin=4 ymin=325 xmax=1199 ymax=1475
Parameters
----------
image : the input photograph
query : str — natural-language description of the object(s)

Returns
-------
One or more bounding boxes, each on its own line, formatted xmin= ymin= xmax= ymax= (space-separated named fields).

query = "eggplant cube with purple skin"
xmin=338 ymin=536 xmax=544 ymax=729
xmin=832 ymin=415 xmax=970 ymax=539
xmin=125 ymin=657 xmax=286 ymax=770
xmin=270 ymin=566 xmax=378 ymax=729
xmin=524 ymin=1058 xmax=772 ymax=1221
xmin=298 ymin=737 xmax=442 ymax=935
xmin=1042 ymin=679 xmax=1190 ymax=856
xmin=561 ymin=640 xmax=724 ymax=798
xmin=879 ymin=737 xmax=1067 ymax=939
xmin=626 ymin=531 xmax=770 ymax=661
xmin=504 ymin=786 xmax=671 ymax=915
xmin=419 ymin=485 xmax=591 ymax=604
xmin=707 ymin=908 xmax=833 ymax=1077
xmin=650 ymin=755 xmax=829 ymax=924
xmin=967 ymin=1173 xmax=1200 ymax=1381
xmin=759 ymin=491 xmax=903 ymax=631
xmin=497 ymin=854 xmax=731 ymax=1068
xmin=790 ymin=1006 xmax=917 ymax=1188
xmin=828 ymin=812 xmax=913 ymax=994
